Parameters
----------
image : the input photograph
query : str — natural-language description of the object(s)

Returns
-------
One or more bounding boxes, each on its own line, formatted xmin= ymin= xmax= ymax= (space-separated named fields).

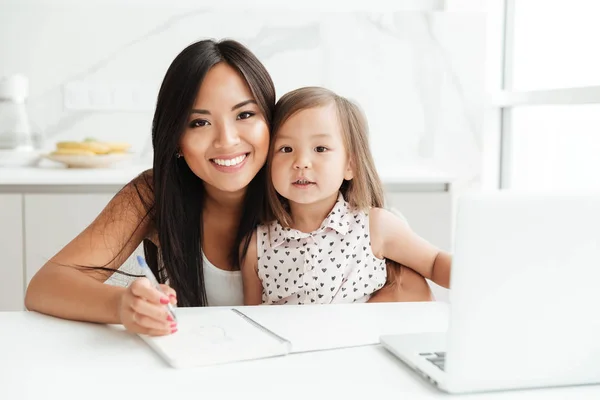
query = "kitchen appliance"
xmin=0 ymin=74 xmax=42 ymax=166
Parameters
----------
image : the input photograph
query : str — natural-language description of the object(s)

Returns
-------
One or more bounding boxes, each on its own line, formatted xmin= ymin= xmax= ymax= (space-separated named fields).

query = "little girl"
xmin=241 ymin=87 xmax=451 ymax=305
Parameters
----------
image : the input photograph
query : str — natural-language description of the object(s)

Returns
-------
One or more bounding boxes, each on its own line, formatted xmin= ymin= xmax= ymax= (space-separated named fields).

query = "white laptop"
xmin=380 ymin=191 xmax=600 ymax=394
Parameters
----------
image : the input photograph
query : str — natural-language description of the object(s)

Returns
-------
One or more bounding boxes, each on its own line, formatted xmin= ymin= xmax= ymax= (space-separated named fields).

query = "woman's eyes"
xmin=188 ymin=111 xmax=255 ymax=128
xmin=279 ymin=146 xmax=293 ymax=153
xmin=237 ymin=111 xmax=255 ymax=120
xmin=189 ymin=119 xmax=210 ymax=128
xmin=315 ymin=146 xmax=328 ymax=153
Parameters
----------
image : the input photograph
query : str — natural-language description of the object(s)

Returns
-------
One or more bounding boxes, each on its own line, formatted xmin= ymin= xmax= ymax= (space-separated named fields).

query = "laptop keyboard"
xmin=419 ymin=352 xmax=446 ymax=371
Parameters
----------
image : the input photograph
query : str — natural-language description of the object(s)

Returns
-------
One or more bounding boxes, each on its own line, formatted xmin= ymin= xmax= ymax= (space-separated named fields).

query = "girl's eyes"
xmin=277 ymin=146 xmax=329 ymax=153
xmin=188 ymin=111 xmax=255 ymax=128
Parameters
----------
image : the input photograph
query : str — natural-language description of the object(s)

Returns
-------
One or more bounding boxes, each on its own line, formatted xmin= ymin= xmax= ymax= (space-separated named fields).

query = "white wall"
xmin=1 ymin=1 xmax=485 ymax=189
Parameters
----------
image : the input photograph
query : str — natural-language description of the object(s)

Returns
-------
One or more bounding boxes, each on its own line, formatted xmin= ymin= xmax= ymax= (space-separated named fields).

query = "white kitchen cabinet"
xmin=0 ymin=194 xmax=24 ymax=311
xmin=385 ymin=192 xmax=453 ymax=251
xmin=24 ymin=194 xmax=115 ymax=284
xmin=13 ymin=191 xmax=454 ymax=306
xmin=385 ymin=191 xmax=453 ymax=302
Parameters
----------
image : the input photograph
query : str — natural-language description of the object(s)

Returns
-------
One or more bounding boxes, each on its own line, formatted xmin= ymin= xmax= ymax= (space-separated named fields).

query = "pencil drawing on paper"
xmin=189 ymin=325 xmax=231 ymax=344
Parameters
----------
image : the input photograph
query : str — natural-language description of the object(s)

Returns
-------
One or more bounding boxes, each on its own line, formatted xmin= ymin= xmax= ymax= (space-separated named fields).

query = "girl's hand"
xmin=118 ymin=278 xmax=178 ymax=336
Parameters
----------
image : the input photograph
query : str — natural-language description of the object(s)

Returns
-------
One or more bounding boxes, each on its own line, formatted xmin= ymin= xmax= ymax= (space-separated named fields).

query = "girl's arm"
xmin=368 ymin=260 xmax=434 ymax=302
xmin=25 ymin=172 xmax=175 ymax=335
xmin=369 ymin=208 xmax=452 ymax=289
xmin=240 ymin=231 xmax=263 ymax=305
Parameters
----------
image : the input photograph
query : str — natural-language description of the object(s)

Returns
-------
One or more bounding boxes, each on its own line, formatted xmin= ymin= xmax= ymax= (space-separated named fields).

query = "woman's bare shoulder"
xmin=121 ymin=168 xmax=154 ymax=210
xmin=102 ymin=169 xmax=153 ymax=219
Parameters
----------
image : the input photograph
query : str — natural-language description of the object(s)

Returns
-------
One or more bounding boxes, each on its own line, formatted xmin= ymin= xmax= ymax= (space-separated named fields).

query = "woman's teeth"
xmin=212 ymin=154 xmax=246 ymax=167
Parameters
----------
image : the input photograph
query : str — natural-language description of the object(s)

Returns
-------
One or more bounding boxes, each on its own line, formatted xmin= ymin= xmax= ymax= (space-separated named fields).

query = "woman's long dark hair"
xmin=136 ymin=39 xmax=275 ymax=307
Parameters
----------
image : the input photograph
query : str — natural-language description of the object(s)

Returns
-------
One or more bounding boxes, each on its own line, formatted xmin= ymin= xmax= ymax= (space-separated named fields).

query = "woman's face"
xmin=179 ymin=62 xmax=269 ymax=196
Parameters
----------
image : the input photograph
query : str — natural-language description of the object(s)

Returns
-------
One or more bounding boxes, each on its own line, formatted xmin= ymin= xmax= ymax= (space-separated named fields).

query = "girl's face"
xmin=271 ymin=103 xmax=354 ymax=209
xmin=179 ymin=63 xmax=269 ymax=196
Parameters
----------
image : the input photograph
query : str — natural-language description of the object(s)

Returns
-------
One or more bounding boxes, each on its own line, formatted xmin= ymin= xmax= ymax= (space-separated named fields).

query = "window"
xmin=512 ymin=0 xmax=600 ymax=91
xmin=509 ymin=104 xmax=600 ymax=189
xmin=490 ymin=0 xmax=600 ymax=189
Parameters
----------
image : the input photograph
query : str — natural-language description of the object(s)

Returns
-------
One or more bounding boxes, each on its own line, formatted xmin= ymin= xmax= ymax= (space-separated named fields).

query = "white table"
xmin=2 ymin=303 xmax=597 ymax=400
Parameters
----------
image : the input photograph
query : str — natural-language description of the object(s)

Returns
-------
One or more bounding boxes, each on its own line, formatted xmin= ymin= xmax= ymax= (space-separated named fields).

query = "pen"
xmin=136 ymin=255 xmax=177 ymax=322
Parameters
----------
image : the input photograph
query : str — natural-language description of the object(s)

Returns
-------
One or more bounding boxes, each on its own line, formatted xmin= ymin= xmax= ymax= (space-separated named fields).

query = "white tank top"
xmin=202 ymin=252 xmax=244 ymax=306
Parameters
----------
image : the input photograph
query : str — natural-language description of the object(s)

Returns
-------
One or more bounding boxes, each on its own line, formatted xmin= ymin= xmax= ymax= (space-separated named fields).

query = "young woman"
xmin=25 ymin=39 xmax=275 ymax=336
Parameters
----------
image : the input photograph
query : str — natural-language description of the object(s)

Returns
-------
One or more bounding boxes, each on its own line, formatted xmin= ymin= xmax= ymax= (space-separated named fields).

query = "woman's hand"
xmin=118 ymin=278 xmax=178 ymax=336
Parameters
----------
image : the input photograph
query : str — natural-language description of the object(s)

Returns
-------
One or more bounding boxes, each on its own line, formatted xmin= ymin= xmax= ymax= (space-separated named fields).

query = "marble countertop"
xmin=0 ymin=165 xmax=151 ymax=186
xmin=0 ymin=164 xmax=453 ymax=192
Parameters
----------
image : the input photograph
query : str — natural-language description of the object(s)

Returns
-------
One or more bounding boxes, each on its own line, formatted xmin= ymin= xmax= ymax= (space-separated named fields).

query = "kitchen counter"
xmin=0 ymin=165 xmax=151 ymax=193
xmin=0 ymin=164 xmax=453 ymax=193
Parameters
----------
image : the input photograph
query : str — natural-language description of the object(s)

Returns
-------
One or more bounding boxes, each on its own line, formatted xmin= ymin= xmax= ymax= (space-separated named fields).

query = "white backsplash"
xmin=0 ymin=6 xmax=484 ymax=188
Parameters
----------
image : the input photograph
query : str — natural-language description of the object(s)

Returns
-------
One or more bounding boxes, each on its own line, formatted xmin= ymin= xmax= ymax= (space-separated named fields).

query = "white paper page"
xmin=235 ymin=302 xmax=449 ymax=353
xmin=139 ymin=308 xmax=288 ymax=368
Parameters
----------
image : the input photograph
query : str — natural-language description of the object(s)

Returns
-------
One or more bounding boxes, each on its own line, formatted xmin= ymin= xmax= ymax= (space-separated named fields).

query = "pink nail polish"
xmin=171 ymin=328 xmax=178 ymax=334
xmin=160 ymin=297 xmax=169 ymax=305
xmin=167 ymin=314 xmax=174 ymax=322
xmin=170 ymin=323 xmax=177 ymax=329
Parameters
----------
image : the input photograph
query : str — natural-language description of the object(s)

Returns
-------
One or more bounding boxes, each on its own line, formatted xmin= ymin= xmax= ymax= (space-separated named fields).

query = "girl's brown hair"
xmin=266 ymin=87 xmax=384 ymax=227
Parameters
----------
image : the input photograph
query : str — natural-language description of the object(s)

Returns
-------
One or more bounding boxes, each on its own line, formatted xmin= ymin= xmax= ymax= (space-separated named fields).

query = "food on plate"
xmin=51 ymin=139 xmax=131 ymax=156
xmin=103 ymin=142 xmax=131 ymax=153
xmin=51 ymin=148 xmax=96 ymax=156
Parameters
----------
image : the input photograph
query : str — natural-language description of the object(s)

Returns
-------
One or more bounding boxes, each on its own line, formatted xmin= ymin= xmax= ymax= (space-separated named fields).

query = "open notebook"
xmin=138 ymin=308 xmax=291 ymax=368
xmin=138 ymin=303 xmax=448 ymax=368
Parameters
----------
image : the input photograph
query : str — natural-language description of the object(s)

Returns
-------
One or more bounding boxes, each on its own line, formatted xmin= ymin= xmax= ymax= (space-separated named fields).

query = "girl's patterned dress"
xmin=257 ymin=193 xmax=387 ymax=304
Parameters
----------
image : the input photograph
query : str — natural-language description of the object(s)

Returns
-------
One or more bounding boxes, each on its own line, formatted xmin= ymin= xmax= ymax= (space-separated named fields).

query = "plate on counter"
xmin=42 ymin=152 xmax=134 ymax=168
